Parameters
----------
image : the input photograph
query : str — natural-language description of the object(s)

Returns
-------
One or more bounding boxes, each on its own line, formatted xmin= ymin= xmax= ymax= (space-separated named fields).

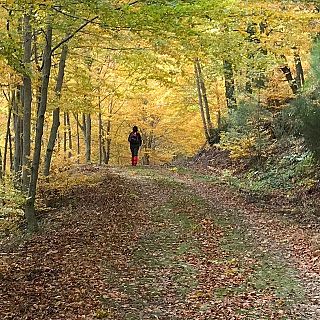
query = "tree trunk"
xmin=25 ymin=21 xmax=53 ymax=232
xmin=217 ymin=110 xmax=221 ymax=130
xmin=99 ymin=111 xmax=103 ymax=165
xmin=13 ymin=95 xmax=21 ymax=175
xmin=142 ymin=133 xmax=153 ymax=165
xmin=76 ymin=113 xmax=91 ymax=163
xmin=195 ymin=58 xmax=213 ymax=133
xmin=280 ymin=65 xmax=298 ymax=94
xmin=44 ymin=108 xmax=60 ymax=176
xmin=63 ymin=112 xmax=67 ymax=159
xmin=3 ymin=105 xmax=12 ymax=175
xmin=22 ymin=13 xmax=33 ymax=191
xmin=43 ymin=44 xmax=68 ymax=176
xmin=105 ymin=119 xmax=111 ymax=164
xmin=13 ymin=87 xmax=23 ymax=176
xmin=0 ymin=149 xmax=2 ymax=181
xmin=223 ymin=60 xmax=237 ymax=109
xmin=76 ymin=114 xmax=80 ymax=163
xmin=194 ymin=58 xmax=210 ymax=143
xmin=294 ymin=52 xmax=304 ymax=89
xmin=280 ymin=56 xmax=299 ymax=95
xmin=85 ymin=114 xmax=91 ymax=163
xmin=66 ymin=112 xmax=72 ymax=158
xmin=105 ymin=101 xmax=113 ymax=165
xmin=8 ymin=127 xmax=13 ymax=172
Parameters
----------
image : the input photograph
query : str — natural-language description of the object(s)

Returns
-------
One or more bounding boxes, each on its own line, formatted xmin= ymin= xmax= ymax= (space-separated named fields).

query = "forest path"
xmin=111 ymin=165 xmax=320 ymax=320
xmin=1 ymin=165 xmax=319 ymax=319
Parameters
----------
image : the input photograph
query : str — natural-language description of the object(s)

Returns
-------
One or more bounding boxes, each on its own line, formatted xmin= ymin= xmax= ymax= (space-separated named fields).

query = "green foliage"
xmin=0 ymin=182 xmax=25 ymax=237
xmin=296 ymin=102 xmax=320 ymax=161
xmin=271 ymin=107 xmax=301 ymax=139
xmin=245 ymin=150 xmax=316 ymax=191
xmin=219 ymin=147 xmax=316 ymax=194
xmin=220 ymin=101 xmax=272 ymax=160
xmin=310 ymin=38 xmax=320 ymax=82
xmin=292 ymin=40 xmax=320 ymax=161
xmin=277 ymin=40 xmax=320 ymax=161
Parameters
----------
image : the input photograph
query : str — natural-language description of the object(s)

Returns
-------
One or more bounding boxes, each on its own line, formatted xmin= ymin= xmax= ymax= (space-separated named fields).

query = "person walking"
xmin=128 ymin=126 xmax=142 ymax=166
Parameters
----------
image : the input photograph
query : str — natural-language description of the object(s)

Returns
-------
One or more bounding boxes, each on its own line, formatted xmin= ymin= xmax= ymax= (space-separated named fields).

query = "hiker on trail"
xmin=128 ymin=125 xmax=142 ymax=166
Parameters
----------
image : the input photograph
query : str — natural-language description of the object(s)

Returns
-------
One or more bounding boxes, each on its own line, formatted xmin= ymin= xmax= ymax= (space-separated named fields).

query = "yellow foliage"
xmin=220 ymin=133 xmax=256 ymax=159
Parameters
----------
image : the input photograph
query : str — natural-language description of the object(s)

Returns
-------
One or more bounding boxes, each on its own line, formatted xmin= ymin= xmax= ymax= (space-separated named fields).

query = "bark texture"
xmin=43 ymin=44 xmax=68 ymax=176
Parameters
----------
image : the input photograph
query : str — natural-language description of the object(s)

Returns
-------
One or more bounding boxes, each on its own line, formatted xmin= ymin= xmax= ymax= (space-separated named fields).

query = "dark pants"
xmin=130 ymin=144 xmax=139 ymax=157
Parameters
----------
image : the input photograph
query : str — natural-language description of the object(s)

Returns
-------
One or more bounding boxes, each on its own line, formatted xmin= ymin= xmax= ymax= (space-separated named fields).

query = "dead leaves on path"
xmin=0 ymin=167 xmax=312 ymax=319
xmin=1 ymin=171 xmax=150 ymax=320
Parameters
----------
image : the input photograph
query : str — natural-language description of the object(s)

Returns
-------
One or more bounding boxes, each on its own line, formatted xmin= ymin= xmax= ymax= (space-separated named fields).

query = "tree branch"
xmin=51 ymin=15 xmax=98 ymax=54
xmin=73 ymin=112 xmax=85 ymax=132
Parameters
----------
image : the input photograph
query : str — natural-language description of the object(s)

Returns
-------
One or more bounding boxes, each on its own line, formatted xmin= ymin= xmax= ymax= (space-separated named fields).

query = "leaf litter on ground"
xmin=1 ymin=165 xmax=319 ymax=319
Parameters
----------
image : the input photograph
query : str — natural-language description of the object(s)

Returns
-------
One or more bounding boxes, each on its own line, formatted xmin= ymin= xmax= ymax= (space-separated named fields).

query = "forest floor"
xmin=1 ymin=164 xmax=320 ymax=319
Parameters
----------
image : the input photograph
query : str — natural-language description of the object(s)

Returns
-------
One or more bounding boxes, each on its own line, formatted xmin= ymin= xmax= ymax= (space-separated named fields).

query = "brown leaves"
xmin=1 ymin=169 xmax=150 ymax=320
xmin=1 ymin=165 xmax=320 ymax=319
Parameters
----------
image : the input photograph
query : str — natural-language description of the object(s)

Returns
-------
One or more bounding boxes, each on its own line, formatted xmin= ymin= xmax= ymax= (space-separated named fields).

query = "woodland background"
xmin=0 ymin=0 xmax=320 ymax=231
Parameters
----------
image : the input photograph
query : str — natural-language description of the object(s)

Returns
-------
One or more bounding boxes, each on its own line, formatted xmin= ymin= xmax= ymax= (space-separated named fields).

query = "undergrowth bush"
xmin=218 ymin=99 xmax=317 ymax=193
xmin=290 ymin=97 xmax=320 ymax=161
xmin=245 ymin=150 xmax=316 ymax=191
xmin=220 ymin=101 xmax=273 ymax=161
xmin=217 ymin=40 xmax=320 ymax=194
xmin=0 ymin=182 xmax=25 ymax=237
xmin=220 ymin=147 xmax=316 ymax=194
xmin=283 ymin=39 xmax=320 ymax=162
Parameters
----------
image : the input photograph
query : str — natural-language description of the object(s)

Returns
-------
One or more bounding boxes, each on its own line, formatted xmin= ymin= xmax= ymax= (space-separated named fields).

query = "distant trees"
xmin=0 ymin=0 xmax=318 ymax=231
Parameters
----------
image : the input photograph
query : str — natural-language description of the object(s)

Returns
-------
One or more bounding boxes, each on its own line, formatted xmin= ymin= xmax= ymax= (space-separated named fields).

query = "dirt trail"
xmin=1 ymin=165 xmax=319 ymax=319
xmin=156 ymin=167 xmax=320 ymax=320
xmin=112 ymin=166 xmax=320 ymax=319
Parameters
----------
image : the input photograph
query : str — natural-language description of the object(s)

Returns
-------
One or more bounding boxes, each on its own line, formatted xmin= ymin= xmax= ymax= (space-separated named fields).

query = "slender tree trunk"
xmin=76 ymin=113 xmax=91 ymax=163
xmin=294 ymin=52 xmax=304 ymax=89
xmin=25 ymin=21 xmax=52 ymax=232
xmin=44 ymin=108 xmax=60 ymax=176
xmin=63 ymin=112 xmax=67 ymax=159
xmin=280 ymin=65 xmax=298 ymax=94
xmin=3 ymin=105 xmax=12 ymax=175
xmin=195 ymin=58 xmax=213 ymax=133
xmin=194 ymin=58 xmax=210 ymax=143
xmin=66 ymin=112 xmax=72 ymax=158
xmin=99 ymin=111 xmax=103 ymax=165
xmin=103 ymin=142 xmax=108 ymax=164
xmin=43 ymin=44 xmax=68 ymax=176
xmin=22 ymin=13 xmax=33 ymax=191
xmin=280 ymin=55 xmax=298 ymax=94
xmin=223 ymin=60 xmax=237 ymax=109
xmin=82 ymin=113 xmax=86 ymax=137
xmin=217 ymin=110 xmax=221 ymax=130
xmin=0 ymin=149 xmax=2 ymax=181
xmin=13 ymin=91 xmax=21 ymax=174
xmin=142 ymin=133 xmax=153 ymax=165
xmin=85 ymin=114 xmax=91 ymax=163
xmin=105 ymin=119 xmax=111 ymax=164
xmin=13 ymin=87 xmax=23 ymax=184
xmin=76 ymin=114 xmax=80 ymax=163
xmin=105 ymin=101 xmax=112 ymax=164
xmin=8 ymin=128 xmax=13 ymax=172
xmin=57 ymin=132 xmax=60 ymax=153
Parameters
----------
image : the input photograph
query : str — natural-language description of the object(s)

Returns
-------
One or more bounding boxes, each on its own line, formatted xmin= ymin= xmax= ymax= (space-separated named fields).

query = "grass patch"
xmin=101 ymin=183 xmax=206 ymax=318
xmin=211 ymin=209 xmax=304 ymax=313
xmin=248 ymin=258 xmax=304 ymax=301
